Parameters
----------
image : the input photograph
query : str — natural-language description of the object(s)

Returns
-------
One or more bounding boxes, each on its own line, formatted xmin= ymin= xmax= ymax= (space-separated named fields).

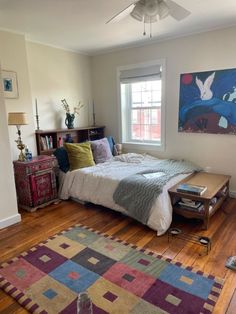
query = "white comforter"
xmin=59 ymin=154 xmax=188 ymax=236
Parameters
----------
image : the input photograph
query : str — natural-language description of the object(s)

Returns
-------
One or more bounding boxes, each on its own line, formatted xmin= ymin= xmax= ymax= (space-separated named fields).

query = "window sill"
xmin=122 ymin=141 xmax=165 ymax=152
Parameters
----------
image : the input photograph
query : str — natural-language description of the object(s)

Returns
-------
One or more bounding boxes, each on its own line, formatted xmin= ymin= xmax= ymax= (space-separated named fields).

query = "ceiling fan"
xmin=106 ymin=0 xmax=191 ymax=37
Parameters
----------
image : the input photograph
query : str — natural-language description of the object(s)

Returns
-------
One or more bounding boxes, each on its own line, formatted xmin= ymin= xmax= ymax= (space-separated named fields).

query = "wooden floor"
xmin=0 ymin=199 xmax=236 ymax=314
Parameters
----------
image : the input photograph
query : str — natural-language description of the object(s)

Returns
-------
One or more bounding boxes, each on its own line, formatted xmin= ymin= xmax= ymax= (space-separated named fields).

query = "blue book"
xmin=177 ymin=183 xmax=207 ymax=195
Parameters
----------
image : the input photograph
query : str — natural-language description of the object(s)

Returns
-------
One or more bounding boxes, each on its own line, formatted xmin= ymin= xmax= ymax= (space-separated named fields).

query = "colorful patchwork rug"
xmin=0 ymin=224 xmax=224 ymax=314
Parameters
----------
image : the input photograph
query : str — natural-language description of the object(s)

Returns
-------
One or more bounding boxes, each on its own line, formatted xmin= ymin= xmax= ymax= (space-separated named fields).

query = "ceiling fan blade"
xmin=106 ymin=2 xmax=136 ymax=24
xmin=165 ymin=0 xmax=191 ymax=21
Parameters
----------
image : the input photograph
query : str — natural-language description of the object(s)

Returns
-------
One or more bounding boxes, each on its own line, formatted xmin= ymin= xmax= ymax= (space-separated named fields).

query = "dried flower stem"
xmin=61 ymin=99 xmax=84 ymax=115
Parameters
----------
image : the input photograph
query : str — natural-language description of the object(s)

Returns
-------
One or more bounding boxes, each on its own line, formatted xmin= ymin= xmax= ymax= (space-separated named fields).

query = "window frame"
xmin=117 ymin=59 xmax=166 ymax=152
xmin=123 ymin=81 xmax=162 ymax=143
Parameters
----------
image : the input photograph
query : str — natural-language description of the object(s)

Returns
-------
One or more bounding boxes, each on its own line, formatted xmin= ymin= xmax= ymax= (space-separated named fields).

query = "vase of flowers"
xmin=61 ymin=99 xmax=84 ymax=129
xmin=65 ymin=112 xmax=75 ymax=129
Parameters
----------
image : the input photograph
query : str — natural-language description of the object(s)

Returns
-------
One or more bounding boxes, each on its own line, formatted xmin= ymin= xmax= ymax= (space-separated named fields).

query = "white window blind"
xmin=120 ymin=65 xmax=162 ymax=83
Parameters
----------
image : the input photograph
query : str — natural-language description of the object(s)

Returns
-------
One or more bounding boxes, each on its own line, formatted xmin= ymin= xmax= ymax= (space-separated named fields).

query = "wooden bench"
xmin=168 ymin=172 xmax=231 ymax=229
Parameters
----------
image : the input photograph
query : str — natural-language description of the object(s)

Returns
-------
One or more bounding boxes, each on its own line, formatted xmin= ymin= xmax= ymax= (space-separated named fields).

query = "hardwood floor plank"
xmin=102 ymin=218 xmax=132 ymax=235
xmin=113 ymin=222 xmax=142 ymax=241
xmin=136 ymin=229 xmax=155 ymax=247
xmin=0 ymin=198 xmax=235 ymax=314
xmin=214 ymin=271 xmax=236 ymax=314
xmin=226 ymin=288 xmax=236 ymax=314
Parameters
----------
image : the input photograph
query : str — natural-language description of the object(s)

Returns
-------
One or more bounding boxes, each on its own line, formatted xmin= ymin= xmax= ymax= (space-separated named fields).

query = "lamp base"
xmin=16 ymin=137 xmax=26 ymax=162
xmin=18 ymin=150 xmax=26 ymax=162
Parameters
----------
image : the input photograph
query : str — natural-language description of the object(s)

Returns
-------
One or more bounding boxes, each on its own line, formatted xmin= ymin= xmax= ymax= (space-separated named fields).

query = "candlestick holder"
xmin=92 ymin=112 xmax=96 ymax=126
xmin=35 ymin=113 xmax=40 ymax=130
xmin=92 ymin=101 xmax=96 ymax=126
xmin=35 ymin=98 xmax=40 ymax=130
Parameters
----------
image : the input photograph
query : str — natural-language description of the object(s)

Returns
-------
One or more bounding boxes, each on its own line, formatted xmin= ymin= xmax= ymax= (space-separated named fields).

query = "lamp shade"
xmin=8 ymin=112 xmax=29 ymax=126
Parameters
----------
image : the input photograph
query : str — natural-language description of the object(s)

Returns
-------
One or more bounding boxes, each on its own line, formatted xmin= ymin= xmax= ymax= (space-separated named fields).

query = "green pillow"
xmin=64 ymin=142 xmax=95 ymax=171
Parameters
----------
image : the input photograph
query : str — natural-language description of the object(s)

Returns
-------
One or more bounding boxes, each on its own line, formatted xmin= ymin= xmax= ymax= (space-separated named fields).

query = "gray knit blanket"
xmin=113 ymin=159 xmax=201 ymax=224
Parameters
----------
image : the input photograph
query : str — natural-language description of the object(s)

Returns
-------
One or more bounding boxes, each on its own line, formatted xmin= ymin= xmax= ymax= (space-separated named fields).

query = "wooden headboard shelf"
xmin=35 ymin=126 xmax=105 ymax=155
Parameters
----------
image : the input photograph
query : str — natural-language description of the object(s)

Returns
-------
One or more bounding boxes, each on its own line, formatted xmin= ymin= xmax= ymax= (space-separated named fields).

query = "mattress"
xmin=58 ymin=154 xmax=189 ymax=236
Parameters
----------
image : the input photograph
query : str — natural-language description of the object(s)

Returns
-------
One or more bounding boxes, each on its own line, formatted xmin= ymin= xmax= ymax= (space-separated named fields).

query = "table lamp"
xmin=8 ymin=112 xmax=29 ymax=161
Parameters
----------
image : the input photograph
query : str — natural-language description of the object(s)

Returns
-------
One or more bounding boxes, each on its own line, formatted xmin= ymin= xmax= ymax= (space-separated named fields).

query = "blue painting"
xmin=178 ymin=68 xmax=236 ymax=134
xmin=3 ymin=78 xmax=13 ymax=92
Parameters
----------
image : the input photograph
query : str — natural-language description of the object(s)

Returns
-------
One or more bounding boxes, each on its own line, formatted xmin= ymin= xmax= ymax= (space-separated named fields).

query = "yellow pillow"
xmin=64 ymin=142 xmax=95 ymax=171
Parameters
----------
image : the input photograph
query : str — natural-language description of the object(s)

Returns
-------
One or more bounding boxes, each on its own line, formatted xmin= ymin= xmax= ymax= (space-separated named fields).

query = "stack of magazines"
xmin=177 ymin=183 xmax=207 ymax=195
xmin=177 ymin=198 xmax=204 ymax=212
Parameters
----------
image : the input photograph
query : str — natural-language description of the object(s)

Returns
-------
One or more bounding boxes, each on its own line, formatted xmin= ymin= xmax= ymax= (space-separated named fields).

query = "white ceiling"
xmin=0 ymin=0 xmax=236 ymax=55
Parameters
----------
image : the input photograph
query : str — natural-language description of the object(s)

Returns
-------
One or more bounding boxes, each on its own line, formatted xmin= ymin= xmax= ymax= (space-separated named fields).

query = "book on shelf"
xmin=49 ymin=136 xmax=53 ymax=149
xmin=40 ymin=136 xmax=47 ymax=151
xmin=178 ymin=200 xmax=202 ymax=209
xmin=178 ymin=203 xmax=205 ymax=213
xmin=177 ymin=203 xmax=213 ymax=214
xmin=176 ymin=183 xmax=207 ymax=195
xmin=180 ymin=198 xmax=200 ymax=205
xmin=40 ymin=135 xmax=53 ymax=150
xmin=45 ymin=136 xmax=50 ymax=149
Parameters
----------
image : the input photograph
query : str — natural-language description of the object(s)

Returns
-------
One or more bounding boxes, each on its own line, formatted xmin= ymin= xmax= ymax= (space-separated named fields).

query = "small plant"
xmin=61 ymin=99 xmax=84 ymax=115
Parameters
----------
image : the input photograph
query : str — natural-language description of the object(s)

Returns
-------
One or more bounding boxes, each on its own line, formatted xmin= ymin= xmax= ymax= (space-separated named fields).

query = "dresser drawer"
xmin=14 ymin=159 xmax=57 ymax=175
xmin=25 ymin=160 xmax=56 ymax=174
xmin=30 ymin=170 xmax=57 ymax=207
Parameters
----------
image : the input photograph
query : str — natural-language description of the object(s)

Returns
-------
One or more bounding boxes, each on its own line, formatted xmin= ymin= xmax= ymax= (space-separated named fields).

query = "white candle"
xmin=35 ymin=98 xmax=38 ymax=116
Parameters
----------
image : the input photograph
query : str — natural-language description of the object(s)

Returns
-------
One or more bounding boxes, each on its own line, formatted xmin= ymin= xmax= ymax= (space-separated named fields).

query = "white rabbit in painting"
xmin=196 ymin=72 xmax=215 ymax=100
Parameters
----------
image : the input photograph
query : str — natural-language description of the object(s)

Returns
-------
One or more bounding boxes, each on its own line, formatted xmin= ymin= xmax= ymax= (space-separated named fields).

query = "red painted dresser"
xmin=13 ymin=155 xmax=58 ymax=212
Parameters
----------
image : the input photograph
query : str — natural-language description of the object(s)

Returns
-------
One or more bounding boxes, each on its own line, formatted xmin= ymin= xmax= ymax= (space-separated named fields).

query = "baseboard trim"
xmin=229 ymin=191 xmax=236 ymax=198
xmin=0 ymin=213 xmax=21 ymax=229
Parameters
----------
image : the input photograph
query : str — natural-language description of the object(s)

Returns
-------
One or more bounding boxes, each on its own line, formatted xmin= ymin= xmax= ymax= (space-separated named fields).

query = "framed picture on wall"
xmin=2 ymin=70 xmax=19 ymax=99
xmin=178 ymin=68 xmax=236 ymax=135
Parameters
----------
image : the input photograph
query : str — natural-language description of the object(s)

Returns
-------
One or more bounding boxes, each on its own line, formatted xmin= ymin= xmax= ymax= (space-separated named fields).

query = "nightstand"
xmin=13 ymin=155 xmax=58 ymax=212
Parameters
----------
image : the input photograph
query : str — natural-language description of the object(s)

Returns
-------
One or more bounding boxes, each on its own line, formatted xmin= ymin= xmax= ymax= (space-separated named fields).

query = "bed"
xmin=58 ymin=153 xmax=198 ymax=236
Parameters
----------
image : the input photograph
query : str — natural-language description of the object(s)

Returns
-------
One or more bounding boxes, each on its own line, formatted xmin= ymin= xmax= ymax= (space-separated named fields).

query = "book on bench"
xmin=225 ymin=256 xmax=236 ymax=271
xmin=178 ymin=200 xmax=202 ymax=209
xmin=177 ymin=183 xmax=207 ymax=195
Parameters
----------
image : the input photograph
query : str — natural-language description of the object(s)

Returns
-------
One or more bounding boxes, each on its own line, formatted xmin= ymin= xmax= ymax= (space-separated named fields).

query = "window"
xmin=119 ymin=61 xmax=165 ymax=150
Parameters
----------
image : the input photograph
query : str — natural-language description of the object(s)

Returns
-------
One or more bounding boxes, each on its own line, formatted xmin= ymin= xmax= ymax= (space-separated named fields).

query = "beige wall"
xmin=91 ymin=26 xmax=236 ymax=191
xmin=0 ymin=63 xmax=20 ymax=227
xmin=0 ymin=30 xmax=93 ymax=159
xmin=0 ymin=30 xmax=92 ymax=227
xmin=26 ymin=42 xmax=93 ymax=130
xmin=0 ymin=30 xmax=36 ymax=159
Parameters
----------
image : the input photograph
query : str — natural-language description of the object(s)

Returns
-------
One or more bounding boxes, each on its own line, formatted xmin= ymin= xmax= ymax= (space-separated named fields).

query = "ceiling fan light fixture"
xmin=144 ymin=15 xmax=158 ymax=23
xmin=158 ymin=0 xmax=170 ymax=19
xmin=130 ymin=3 xmax=145 ymax=22
xmin=106 ymin=0 xmax=190 ymax=39
xmin=144 ymin=0 xmax=159 ymax=16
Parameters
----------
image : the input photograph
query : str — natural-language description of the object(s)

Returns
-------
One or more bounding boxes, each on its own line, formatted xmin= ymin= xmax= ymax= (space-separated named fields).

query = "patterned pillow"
xmin=64 ymin=142 xmax=95 ymax=171
xmin=91 ymin=138 xmax=113 ymax=163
